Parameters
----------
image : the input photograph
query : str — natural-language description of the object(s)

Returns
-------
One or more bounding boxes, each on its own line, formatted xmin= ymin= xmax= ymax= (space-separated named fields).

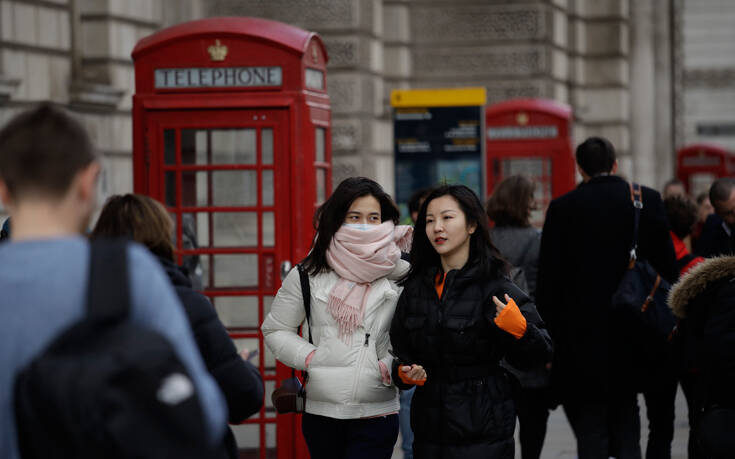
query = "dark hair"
xmin=486 ymin=175 xmax=535 ymax=227
xmin=0 ymin=103 xmax=96 ymax=200
xmin=301 ymin=177 xmax=400 ymax=275
xmin=91 ymin=194 xmax=175 ymax=261
xmin=575 ymin=136 xmax=616 ymax=177
xmin=664 ymin=196 xmax=697 ymax=239
xmin=408 ymin=188 xmax=432 ymax=216
xmin=403 ymin=184 xmax=509 ymax=283
xmin=709 ymin=177 xmax=735 ymax=204
xmin=662 ymin=178 xmax=686 ymax=198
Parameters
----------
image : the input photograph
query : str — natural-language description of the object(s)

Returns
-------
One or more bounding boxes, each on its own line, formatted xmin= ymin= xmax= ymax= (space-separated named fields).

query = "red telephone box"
xmin=677 ymin=143 xmax=735 ymax=197
xmin=485 ymin=98 xmax=575 ymax=226
xmin=132 ymin=17 xmax=330 ymax=458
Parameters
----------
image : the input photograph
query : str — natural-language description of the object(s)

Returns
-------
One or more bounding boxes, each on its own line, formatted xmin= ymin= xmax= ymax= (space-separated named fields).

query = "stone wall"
xmin=679 ymin=0 xmax=735 ymax=152
xmin=0 ymin=0 xmax=201 ymax=217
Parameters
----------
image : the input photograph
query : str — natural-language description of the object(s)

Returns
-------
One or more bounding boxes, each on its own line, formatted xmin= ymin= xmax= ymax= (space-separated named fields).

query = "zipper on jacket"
xmin=351 ymin=333 xmax=369 ymax=403
xmin=363 ymin=333 xmax=370 ymax=346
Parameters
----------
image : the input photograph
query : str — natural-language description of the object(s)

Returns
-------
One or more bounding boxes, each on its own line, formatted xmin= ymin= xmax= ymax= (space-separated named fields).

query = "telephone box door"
xmin=146 ymin=108 xmax=289 ymax=458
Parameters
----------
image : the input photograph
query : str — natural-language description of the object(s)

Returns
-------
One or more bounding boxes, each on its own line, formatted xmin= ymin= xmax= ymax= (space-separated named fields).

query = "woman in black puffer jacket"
xmin=91 ymin=194 xmax=264 ymax=458
xmin=390 ymin=185 xmax=552 ymax=459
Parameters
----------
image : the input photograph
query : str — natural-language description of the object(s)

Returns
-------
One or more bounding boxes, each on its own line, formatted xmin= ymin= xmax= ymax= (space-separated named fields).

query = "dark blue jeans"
xmin=563 ymin=392 xmax=642 ymax=459
xmin=302 ymin=412 xmax=399 ymax=459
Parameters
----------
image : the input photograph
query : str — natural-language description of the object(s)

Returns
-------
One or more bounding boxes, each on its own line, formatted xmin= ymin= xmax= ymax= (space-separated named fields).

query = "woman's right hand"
xmin=399 ymin=364 xmax=427 ymax=386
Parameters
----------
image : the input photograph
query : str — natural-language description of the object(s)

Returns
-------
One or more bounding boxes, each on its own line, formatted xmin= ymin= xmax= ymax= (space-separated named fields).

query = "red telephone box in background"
xmin=132 ymin=17 xmax=330 ymax=459
xmin=677 ymin=143 xmax=735 ymax=197
xmin=485 ymin=99 xmax=575 ymax=226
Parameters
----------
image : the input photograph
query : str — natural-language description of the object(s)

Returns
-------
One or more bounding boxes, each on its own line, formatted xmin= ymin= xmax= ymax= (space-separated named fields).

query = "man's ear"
xmin=0 ymin=180 xmax=13 ymax=211
xmin=76 ymin=161 xmax=100 ymax=203
xmin=612 ymin=160 xmax=619 ymax=174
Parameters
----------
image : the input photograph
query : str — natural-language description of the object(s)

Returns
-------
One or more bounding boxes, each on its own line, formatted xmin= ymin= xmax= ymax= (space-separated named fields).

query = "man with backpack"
xmin=0 ymin=104 xmax=227 ymax=458
xmin=536 ymin=137 xmax=678 ymax=458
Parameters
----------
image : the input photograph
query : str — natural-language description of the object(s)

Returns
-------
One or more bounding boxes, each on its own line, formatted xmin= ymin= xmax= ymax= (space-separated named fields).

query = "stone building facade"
xmin=0 ymin=0 xmax=732 ymax=214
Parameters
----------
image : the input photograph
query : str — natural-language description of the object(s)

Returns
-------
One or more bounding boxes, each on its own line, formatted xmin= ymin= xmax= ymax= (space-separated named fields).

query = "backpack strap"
xmin=628 ymin=182 xmax=644 ymax=269
xmin=87 ymin=239 xmax=130 ymax=324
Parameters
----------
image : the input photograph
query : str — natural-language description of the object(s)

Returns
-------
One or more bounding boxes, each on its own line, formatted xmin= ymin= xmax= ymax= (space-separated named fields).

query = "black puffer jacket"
xmin=390 ymin=261 xmax=552 ymax=459
xmin=669 ymin=256 xmax=735 ymax=411
xmin=159 ymin=257 xmax=264 ymax=456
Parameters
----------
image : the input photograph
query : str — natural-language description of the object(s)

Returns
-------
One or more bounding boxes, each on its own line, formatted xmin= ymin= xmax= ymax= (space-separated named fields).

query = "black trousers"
xmin=516 ymin=387 xmax=550 ymax=459
xmin=679 ymin=371 xmax=703 ymax=459
xmin=301 ymin=412 xmax=399 ymax=459
xmin=641 ymin=369 xmax=678 ymax=459
xmin=563 ymin=392 xmax=641 ymax=459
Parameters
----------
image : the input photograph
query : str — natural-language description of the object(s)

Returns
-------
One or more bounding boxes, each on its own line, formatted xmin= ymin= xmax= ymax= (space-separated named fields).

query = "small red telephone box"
xmin=485 ymin=99 xmax=575 ymax=225
xmin=677 ymin=143 xmax=735 ymax=197
xmin=132 ymin=17 xmax=330 ymax=458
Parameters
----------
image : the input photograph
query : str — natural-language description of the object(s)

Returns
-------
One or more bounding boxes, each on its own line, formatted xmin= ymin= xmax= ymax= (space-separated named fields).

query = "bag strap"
xmin=295 ymin=264 xmax=312 ymax=381
xmin=627 ymin=182 xmax=644 ymax=269
xmin=297 ymin=264 xmax=313 ymax=344
xmin=87 ymin=239 xmax=130 ymax=324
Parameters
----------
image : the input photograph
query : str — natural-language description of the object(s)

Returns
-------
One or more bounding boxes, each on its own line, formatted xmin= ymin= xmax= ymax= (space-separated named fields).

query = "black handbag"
xmin=610 ymin=183 xmax=676 ymax=344
xmin=271 ymin=265 xmax=312 ymax=414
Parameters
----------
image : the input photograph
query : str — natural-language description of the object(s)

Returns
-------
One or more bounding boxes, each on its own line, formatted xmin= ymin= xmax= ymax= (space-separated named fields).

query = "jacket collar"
xmin=668 ymin=255 xmax=735 ymax=318
xmin=577 ymin=174 xmax=626 ymax=188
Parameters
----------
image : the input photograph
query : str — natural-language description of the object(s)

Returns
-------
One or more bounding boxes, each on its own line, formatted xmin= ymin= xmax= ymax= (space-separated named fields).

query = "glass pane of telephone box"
xmin=163 ymin=129 xmax=176 ymax=165
xmin=211 ymin=129 xmax=256 ymax=164
xmin=200 ymin=254 xmax=258 ymax=288
xmin=262 ymin=129 xmax=274 ymax=165
xmin=185 ymin=212 xmax=258 ymax=248
xmin=181 ymin=129 xmax=257 ymax=165
xmin=231 ymin=424 xmax=259 ymax=455
xmin=213 ymin=295 xmax=259 ymax=328
xmin=181 ymin=171 xmax=257 ymax=207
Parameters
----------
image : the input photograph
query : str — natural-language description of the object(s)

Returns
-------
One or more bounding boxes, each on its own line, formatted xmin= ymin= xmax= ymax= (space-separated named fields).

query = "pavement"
xmin=392 ymin=387 xmax=691 ymax=458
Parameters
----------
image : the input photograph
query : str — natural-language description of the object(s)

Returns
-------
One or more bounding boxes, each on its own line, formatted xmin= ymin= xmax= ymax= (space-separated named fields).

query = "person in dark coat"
xmin=486 ymin=175 xmax=549 ymax=459
xmin=536 ymin=137 xmax=678 ymax=458
xmin=91 ymin=194 xmax=264 ymax=458
xmin=668 ymin=256 xmax=735 ymax=459
xmin=391 ymin=185 xmax=553 ymax=459
xmin=694 ymin=177 xmax=735 ymax=258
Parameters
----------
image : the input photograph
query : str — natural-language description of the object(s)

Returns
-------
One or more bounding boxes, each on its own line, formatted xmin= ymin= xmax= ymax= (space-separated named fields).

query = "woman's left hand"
xmin=492 ymin=294 xmax=512 ymax=316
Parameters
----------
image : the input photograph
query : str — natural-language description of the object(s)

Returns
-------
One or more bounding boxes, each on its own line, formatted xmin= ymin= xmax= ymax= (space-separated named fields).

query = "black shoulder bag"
xmin=610 ymin=183 xmax=676 ymax=345
xmin=271 ymin=265 xmax=312 ymax=414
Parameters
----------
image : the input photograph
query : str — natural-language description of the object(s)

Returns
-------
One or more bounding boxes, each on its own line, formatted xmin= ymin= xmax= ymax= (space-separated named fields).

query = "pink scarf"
xmin=325 ymin=221 xmax=412 ymax=342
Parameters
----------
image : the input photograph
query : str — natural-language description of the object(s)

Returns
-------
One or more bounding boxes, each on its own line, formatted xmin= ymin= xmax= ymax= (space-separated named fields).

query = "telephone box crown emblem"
xmin=208 ymin=39 xmax=228 ymax=61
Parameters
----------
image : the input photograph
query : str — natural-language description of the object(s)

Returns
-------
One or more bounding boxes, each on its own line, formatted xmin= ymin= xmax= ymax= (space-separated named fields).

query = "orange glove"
xmin=493 ymin=296 xmax=527 ymax=339
xmin=398 ymin=365 xmax=426 ymax=386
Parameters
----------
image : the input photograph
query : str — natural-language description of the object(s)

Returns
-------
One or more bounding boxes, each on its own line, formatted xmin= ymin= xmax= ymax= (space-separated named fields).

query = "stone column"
xmin=569 ymin=0 xmax=632 ymax=177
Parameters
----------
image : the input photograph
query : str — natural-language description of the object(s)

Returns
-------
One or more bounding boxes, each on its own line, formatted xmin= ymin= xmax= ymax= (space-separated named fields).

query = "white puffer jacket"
xmin=262 ymin=260 xmax=409 ymax=419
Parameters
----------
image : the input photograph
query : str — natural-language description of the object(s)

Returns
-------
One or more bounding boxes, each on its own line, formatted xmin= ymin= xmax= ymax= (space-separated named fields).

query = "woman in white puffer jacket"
xmin=262 ymin=177 xmax=421 ymax=459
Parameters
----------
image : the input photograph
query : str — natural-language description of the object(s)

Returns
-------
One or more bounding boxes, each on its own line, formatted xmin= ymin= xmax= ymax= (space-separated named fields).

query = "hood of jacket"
xmin=668 ymin=255 xmax=735 ymax=318
xmin=157 ymin=255 xmax=192 ymax=289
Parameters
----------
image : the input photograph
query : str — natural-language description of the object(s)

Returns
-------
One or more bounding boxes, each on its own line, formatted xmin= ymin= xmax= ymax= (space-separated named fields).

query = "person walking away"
xmin=391 ymin=185 xmax=552 ymax=459
xmin=694 ymin=178 xmax=735 ymax=258
xmin=91 ymin=193 xmax=265 ymax=458
xmin=262 ymin=177 xmax=412 ymax=459
xmin=486 ymin=175 xmax=550 ymax=459
xmin=0 ymin=104 xmax=227 ymax=458
xmin=536 ymin=137 xmax=678 ymax=459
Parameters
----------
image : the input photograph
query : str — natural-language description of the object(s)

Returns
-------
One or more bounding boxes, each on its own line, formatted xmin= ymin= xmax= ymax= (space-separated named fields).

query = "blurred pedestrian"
xmin=486 ymin=175 xmax=550 ymax=459
xmin=262 ymin=177 xmax=412 ymax=459
xmin=662 ymin=178 xmax=687 ymax=199
xmin=536 ymin=137 xmax=678 ymax=458
xmin=694 ymin=178 xmax=735 ymax=257
xmin=0 ymin=104 xmax=227 ymax=458
xmin=691 ymin=192 xmax=714 ymax=251
xmin=669 ymin=256 xmax=735 ymax=459
xmin=91 ymin=193 xmax=264 ymax=459
xmin=390 ymin=184 xmax=552 ymax=458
